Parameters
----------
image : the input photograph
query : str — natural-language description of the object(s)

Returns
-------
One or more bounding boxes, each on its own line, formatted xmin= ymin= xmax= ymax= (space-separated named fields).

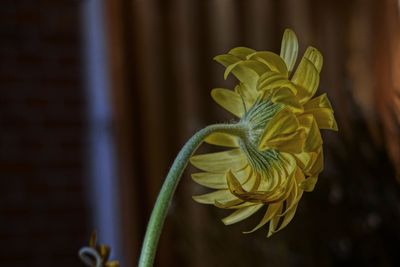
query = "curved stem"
xmin=138 ymin=123 xmax=247 ymax=267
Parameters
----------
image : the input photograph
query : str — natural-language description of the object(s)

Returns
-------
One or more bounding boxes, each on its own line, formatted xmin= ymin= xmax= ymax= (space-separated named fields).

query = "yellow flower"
xmin=190 ymin=29 xmax=338 ymax=236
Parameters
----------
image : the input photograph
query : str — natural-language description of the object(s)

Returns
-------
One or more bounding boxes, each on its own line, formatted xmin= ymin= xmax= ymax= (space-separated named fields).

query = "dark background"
xmin=0 ymin=0 xmax=399 ymax=266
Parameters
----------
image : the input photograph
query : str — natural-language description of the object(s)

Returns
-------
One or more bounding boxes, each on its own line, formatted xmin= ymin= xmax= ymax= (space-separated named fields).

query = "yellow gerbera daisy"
xmin=190 ymin=29 xmax=338 ymax=236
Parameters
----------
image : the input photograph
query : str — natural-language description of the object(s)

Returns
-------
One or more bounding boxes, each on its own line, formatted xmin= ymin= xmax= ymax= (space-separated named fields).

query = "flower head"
xmin=190 ymin=29 xmax=338 ymax=236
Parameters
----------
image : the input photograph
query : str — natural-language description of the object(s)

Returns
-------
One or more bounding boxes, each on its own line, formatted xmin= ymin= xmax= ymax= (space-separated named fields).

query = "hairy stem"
xmin=138 ymin=123 xmax=247 ymax=267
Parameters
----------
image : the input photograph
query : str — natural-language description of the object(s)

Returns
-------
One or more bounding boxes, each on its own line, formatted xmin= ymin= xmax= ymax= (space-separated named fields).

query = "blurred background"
xmin=1 ymin=0 xmax=400 ymax=266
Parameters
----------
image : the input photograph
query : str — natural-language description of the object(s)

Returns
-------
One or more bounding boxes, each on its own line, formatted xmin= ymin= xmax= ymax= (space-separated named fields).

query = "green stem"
xmin=138 ymin=123 xmax=247 ymax=267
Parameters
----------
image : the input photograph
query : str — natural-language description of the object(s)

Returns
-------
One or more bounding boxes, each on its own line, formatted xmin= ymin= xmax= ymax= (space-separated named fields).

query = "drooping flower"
xmin=190 ymin=29 xmax=338 ymax=236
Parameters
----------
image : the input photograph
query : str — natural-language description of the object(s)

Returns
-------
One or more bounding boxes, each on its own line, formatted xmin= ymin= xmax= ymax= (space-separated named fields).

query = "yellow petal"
xmin=224 ymin=61 xmax=242 ymax=80
xmin=305 ymin=107 xmax=338 ymax=131
xmin=279 ymin=152 xmax=298 ymax=177
xmin=271 ymin=202 xmax=299 ymax=235
xmin=224 ymin=167 xmax=260 ymax=190
xmin=192 ymin=189 xmax=237 ymax=204
xmin=205 ymin=132 xmax=239 ymax=147
xmin=308 ymin=149 xmax=324 ymax=175
xmin=228 ymin=46 xmax=256 ymax=60
xmin=236 ymin=60 xmax=271 ymax=76
xmin=293 ymin=151 xmax=311 ymax=170
xmin=214 ymin=54 xmax=242 ymax=80
xmin=244 ymin=203 xmax=281 ymax=233
xmin=191 ymin=172 xmax=226 ymax=189
xmin=298 ymin=114 xmax=323 ymax=152
xmin=230 ymin=63 xmax=260 ymax=89
xmin=227 ymin=170 xmax=291 ymax=204
xmin=258 ymin=164 xmax=280 ymax=192
xmin=215 ymin=200 xmax=254 ymax=209
xmin=294 ymin=149 xmax=323 ymax=176
xmin=211 ymin=88 xmax=245 ymax=117
xmin=191 ymin=166 xmax=251 ymax=189
xmin=259 ymin=108 xmax=299 ymax=150
xmin=280 ymin=29 xmax=298 ymax=73
xmin=267 ymin=204 xmax=284 ymax=237
xmin=280 ymin=175 xmax=302 ymax=216
xmin=270 ymin=87 xmax=303 ymax=113
xmin=236 ymin=169 xmax=261 ymax=192
xmin=304 ymin=93 xmax=333 ymax=109
xmin=190 ymin=149 xmax=247 ymax=173
xmin=249 ymin=51 xmax=288 ymax=76
xmin=214 ymin=54 xmax=241 ymax=68
xmin=264 ymin=129 xmax=306 ymax=153
xmin=263 ymin=154 xmax=297 ymax=196
xmin=222 ymin=204 xmax=263 ymax=225
xmin=294 ymin=166 xmax=306 ymax=183
xmin=226 ymin=170 xmax=258 ymax=200
xmin=292 ymin=57 xmax=320 ymax=104
xmin=257 ymin=72 xmax=297 ymax=94
xmin=299 ymin=176 xmax=318 ymax=192
xmin=225 ymin=60 xmax=269 ymax=81
xmin=235 ymin=83 xmax=257 ymax=109
xmin=304 ymin=46 xmax=323 ymax=73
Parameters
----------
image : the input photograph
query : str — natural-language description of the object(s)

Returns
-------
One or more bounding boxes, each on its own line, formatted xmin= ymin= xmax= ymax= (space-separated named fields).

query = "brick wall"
xmin=0 ymin=1 xmax=89 ymax=266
